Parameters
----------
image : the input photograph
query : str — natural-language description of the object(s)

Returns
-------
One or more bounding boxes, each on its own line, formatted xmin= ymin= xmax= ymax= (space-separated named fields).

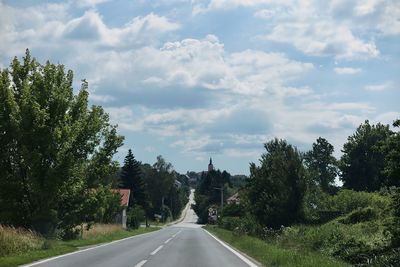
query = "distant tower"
xmin=208 ymin=157 xmax=214 ymax=172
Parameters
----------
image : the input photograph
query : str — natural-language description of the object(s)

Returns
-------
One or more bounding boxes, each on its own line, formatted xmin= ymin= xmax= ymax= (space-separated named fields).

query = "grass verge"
xmin=0 ymin=226 xmax=159 ymax=267
xmin=204 ymin=226 xmax=350 ymax=267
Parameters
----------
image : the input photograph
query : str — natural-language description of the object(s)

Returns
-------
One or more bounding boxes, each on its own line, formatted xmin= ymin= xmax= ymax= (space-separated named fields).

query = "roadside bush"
xmin=387 ymin=188 xmax=400 ymax=247
xmin=222 ymin=203 xmax=243 ymax=217
xmin=328 ymin=190 xmax=389 ymax=215
xmin=127 ymin=206 xmax=145 ymax=229
xmin=333 ymin=237 xmax=372 ymax=265
xmin=219 ymin=216 xmax=241 ymax=231
xmin=160 ymin=205 xmax=172 ymax=223
xmin=338 ymin=206 xmax=377 ymax=224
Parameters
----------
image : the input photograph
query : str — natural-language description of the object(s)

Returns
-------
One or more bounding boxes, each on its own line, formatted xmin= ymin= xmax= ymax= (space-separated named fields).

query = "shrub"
xmin=328 ymin=190 xmax=389 ymax=215
xmin=127 ymin=206 xmax=145 ymax=229
xmin=219 ymin=216 xmax=241 ymax=231
xmin=222 ymin=203 xmax=243 ymax=217
xmin=339 ymin=206 xmax=377 ymax=224
xmin=388 ymin=188 xmax=400 ymax=247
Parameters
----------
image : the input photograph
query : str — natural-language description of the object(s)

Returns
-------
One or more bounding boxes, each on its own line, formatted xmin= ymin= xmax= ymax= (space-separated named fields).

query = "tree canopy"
xmin=120 ymin=149 xmax=147 ymax=208
xmin=0 ymin=50 xmax=123 ymax=236
xmin=247 ymin=138 xmax=306 ymax=228
xmin=304 ymin=137 xmax=338 ymax=193
xmin=340 ymin=120 xmax=391 ymax=192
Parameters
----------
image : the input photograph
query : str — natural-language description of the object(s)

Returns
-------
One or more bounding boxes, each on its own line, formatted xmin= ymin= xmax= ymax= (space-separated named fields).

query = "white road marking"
xmin=150 ymin=245 xmax=163 ymax=255
xmin=134 ymin=260 xmax=147 ymax=267
xmin=203 ymin=229 xmax=259 ymax=267
xmin=21 ymin=230 xmax=159 ymax=267
xmin=164 ymin=238 xmax=173 ymax=244
xmin=172 ymin=229 xmax=182 ymax=237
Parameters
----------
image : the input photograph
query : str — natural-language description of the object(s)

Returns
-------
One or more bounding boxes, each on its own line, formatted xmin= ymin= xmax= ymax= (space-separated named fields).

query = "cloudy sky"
xmin=1 ymin=0 xmax=399 ymax=175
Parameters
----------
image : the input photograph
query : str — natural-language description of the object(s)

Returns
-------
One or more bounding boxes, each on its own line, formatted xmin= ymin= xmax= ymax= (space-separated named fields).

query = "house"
xmin=112 ymin=189 xmax=130 ymax=228
xmin=227 ymin=192 xmax=241 ymax=205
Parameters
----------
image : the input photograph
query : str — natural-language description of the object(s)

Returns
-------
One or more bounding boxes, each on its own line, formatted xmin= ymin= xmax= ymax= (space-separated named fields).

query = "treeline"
xmin=118 ymin=151 xmax=189 ymax=227
xmin=218 ymin=119 xmax=400 ymax=265
xmin=0 ymin=51 xmax=188 ymax=240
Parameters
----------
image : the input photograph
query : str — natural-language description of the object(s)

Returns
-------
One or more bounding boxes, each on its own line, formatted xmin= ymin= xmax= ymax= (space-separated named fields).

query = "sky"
xmin=0 ymin=0 xmax=399 ymax=175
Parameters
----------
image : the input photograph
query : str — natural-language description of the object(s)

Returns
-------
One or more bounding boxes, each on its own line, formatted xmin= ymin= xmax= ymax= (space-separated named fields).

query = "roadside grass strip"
xmin=204 ymin=226 xmax=350 ymax=267
xmin=0 ymin=227 xmax=160 ymax=267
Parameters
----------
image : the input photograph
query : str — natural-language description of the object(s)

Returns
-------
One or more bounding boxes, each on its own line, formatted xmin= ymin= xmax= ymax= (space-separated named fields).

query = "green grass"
xmin=204 ymin=226 xmax=350 ymax=267
xmin=0 ymin=226 xmax=159 ymax=267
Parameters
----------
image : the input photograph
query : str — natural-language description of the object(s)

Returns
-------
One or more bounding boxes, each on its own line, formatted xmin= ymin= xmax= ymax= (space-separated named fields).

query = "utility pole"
xmin=214 ymin=185 xmax=224 ymax=211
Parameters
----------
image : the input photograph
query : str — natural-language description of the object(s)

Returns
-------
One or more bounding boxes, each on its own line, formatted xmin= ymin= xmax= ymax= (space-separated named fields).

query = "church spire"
xmin=208 ymin=157 xmax=214 ymax=172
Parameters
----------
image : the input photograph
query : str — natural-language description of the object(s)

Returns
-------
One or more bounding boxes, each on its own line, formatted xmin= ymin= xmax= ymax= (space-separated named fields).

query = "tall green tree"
xmin=246 ymin=138 xmax=306 ymax=228
xmin=144 ymin=156 xmax=175 ymax=214
xmin=340 ymin=120 xmax=391 ymax=192
xmin=382 ymin=119 xmax=400 ymax=187
xmin=120 ymin=149 xmax=147 ymax=208
xmin=0 ymin=50 xmax=123 ymax=235
xmin=304 ymin=137 xmax=338 ymax=193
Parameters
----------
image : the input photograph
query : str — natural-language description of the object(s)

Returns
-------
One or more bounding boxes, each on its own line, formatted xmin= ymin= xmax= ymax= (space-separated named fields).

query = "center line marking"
xmin=134 ymin=260 xmax=147 ymax=267
xmin=172 ymin=230 xmax=182 ymax=237
xmin=150 ymin=245 xmax=163 ymax=255
xmin=164 ymin=238 xmax=172 ymax=244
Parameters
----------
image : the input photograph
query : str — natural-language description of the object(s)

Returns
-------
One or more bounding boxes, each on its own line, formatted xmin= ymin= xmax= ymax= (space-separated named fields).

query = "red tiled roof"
xmin=112 ymin=189 xmax=130 ymax=206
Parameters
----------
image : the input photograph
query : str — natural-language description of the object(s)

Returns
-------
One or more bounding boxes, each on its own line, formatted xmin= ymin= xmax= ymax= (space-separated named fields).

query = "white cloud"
xmin=73 ymin=0 xmax=111 ymax=8
xmin=89 ymin=93 xmax=116 ymax=103
xmin=334 ymin=67 xmax=362 ymax=74
xmin=193 ymin=0 xmax=272 ymax=14
xmin=364 ymin=81 xmax=393 ymax=91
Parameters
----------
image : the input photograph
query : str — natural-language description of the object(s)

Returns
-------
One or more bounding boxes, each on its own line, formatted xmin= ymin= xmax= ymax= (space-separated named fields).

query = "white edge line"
xmin=203 ymin=229 xmax=259 ymax=267
xmin=150 ymin=245 xmax=163 ymax=255
xmin=21 ymin=230 xmax=160 ymax=267
xmin=164 ymin=238 xmax=172 ymax=244
xmin=134 ymin=259 xmax=147 ymax=267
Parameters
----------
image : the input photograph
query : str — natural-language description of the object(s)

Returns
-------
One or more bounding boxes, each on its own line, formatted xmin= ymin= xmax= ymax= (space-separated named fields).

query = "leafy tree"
xmin=120 ymin=149 xmax=147 ymax=208
xmin=340 ymin=120 xmax=391 ymax=192
xmin=382 ymin=119 xmax=400 ymax=187
xmin=246 ymin=138 xmax=306 ymax=228
xmin=142 ymin=156 xmax=175 ymax=219
xmin=304 ymin=137 xmax=338 ymax=193
xmin=0 ymin=50 xmax=123 ymax=235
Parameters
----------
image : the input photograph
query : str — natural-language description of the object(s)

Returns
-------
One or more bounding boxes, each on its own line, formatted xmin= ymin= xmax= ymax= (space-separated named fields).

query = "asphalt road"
xmin=23 ymin=190 xmax=257 ymax=267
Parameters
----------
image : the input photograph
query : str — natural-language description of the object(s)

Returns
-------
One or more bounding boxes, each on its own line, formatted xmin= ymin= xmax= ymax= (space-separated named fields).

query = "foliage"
xmin=127 ymin=205 xmax=145 ymax=229
xmin=247 ymin=138 xmax=306 ymax=228
xmin=140 ymin=156 xmax=189 ymax=222
xmin=304 ymin=137 xmax=338 ymax=193
xmin=193 ymin=169 xmax=231 ymax=223
xmin=120 ymin=149 xmax=148 ymax=209
xmin=338 ymin=207 xmax=377 ymax=224
xmin=326 ymin=189 xmax=390 ymax=215
xmin=382 ymin=119 xmax=400 ymax=187
xmin=222 ymin=203 xmax=244 ymax=217
xmin=0 ymin=50 xmax=123 ymax=237
xmin=340 ymin=120 xmax=391 ymax=191
xmin=192 ymin=193 xmax=210 ymax=224
xmin=59 ymin=185 xmax=121 ymax=239
xmin=146 ymin=156 xmax=175 ymax=212
xmin=388 ymin=188 xmax=400 ymax=247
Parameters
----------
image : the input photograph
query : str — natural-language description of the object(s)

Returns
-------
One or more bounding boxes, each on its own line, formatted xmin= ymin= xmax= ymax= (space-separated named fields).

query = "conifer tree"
xmin=120 ymin=149 xmax=147 ymax=208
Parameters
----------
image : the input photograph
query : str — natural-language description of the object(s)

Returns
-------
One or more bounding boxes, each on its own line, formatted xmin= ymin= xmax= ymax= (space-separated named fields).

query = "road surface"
xmin=23 ymin=189 xmax=257 ymax=267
